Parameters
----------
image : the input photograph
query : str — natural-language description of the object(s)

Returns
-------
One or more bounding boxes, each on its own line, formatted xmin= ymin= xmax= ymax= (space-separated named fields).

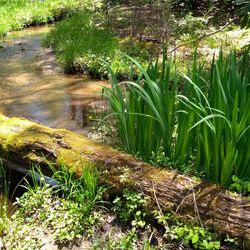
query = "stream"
xmin=0 ymin=26 xmax=109 ymax=210
xmin=0 ymin=26 xmax=108 ymax=134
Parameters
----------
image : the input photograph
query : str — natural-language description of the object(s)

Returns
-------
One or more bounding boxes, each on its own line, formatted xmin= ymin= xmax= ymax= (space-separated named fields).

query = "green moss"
xmin=0 ymin=114 xmax=115 ymax=173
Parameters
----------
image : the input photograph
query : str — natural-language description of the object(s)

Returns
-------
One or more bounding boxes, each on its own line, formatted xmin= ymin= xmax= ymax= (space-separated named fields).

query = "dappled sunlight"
xmin=0 ymin=28 xmax=108 ymax=134
xmin=0 ymin=1 xmax=249 ymax=248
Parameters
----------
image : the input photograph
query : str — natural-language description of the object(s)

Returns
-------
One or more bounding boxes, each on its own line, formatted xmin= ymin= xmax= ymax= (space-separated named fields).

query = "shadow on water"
xmin=0 ymin=160 xmax=62 ymax=216
xmin=0 ymin=163 xmax=34 ymax=215
xmin=0 ymin=26 xmax=109 ymax=135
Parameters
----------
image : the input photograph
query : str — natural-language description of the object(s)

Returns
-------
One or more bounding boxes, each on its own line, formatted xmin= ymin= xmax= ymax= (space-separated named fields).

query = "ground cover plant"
xmin=0 ymin=166 xmax=241 ymax=249
xmin=93 ymin=188 xmax=240 ymax=250
xmin=104 ymin=50 xmax=250 ymax=187
xmin=0 ymin=0 xmax=84 ymax=37
xmin=1 ymin=162 xmax=105 ymax=248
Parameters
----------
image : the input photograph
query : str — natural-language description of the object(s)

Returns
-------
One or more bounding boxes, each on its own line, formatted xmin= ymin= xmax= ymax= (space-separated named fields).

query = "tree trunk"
xmin=0 ymin=114 xmax=249 ymax=245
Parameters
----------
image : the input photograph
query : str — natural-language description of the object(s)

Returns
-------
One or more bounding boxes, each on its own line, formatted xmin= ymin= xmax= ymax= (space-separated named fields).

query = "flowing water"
xmin=0 ymin=26 xmax=109 ymax=210
xmin=0 ymin=26 xmax=108 ymax=134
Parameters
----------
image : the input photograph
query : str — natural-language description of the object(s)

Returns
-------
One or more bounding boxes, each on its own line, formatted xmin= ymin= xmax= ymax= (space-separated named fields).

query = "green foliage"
xmin=153 ymin=210 xmax=222 ymax=250
xmin=177 ymin=13 xmax=208 ymax=42
xmin=238 ymin=0 xmax=250 ymax=28
xmin=44 ymin=161 xmax=105 ymax=205
xmin=113 ymin=188 xmax=147 ymax=227
xmin=142 ymin=239 xmax=156 ymax=250
xmin=119 ymin=37 xmax=158 ymax=61
xmin=200 ymin=27 xmax=250 ymax=50
xmin=118 ymin=228 xmax=138 ymax=249
xmin=172 ymin=0 xmax=236 ymax=21
xmin=229 ymin=175 xmax=250 ymax=195
xmin=103 ymin=227 xmax=138 ymax=250
xmin=172 ymin=224 xmax=220 ymax=250
xmin=7 ymin=185 xmax=91 ymax=245
xmin=103 ymin=53 xmax=179 ymax=160
xmin=45 ymin=11 xmax=118 ymax=77
xmin=180 ymin=50 xmax=250 ymax=186
xmin=2 ymin=162 xmax=104 ymax=247
xmin=104 ymin=50 xmax=250 ymax=186
xmin=110 ymin=193 xmax=228 ymax=250
xmin=45 ymin=12 xmax=158 ymax=79
xmin=0 ymin=0 xmax=83 ymax=36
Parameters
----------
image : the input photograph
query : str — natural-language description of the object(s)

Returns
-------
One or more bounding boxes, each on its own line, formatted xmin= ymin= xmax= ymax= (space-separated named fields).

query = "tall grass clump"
xmin=104 ymin=50 xmax=250 ymax=186
xmin=46 ymin=161 xmax=104 ymax=204
xmin=24 ymin=161 xmax=104 ymax=207
xmin=103 ymin=53 xmax=180 ymax=160
xmin=45 ymin=11 xmax=118 ymax=77
xmin=180 ymin=50 xmax=250 ymax=186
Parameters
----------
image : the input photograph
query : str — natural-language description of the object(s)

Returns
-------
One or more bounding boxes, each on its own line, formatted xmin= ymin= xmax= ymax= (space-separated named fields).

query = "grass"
xmin=44 ymin=11 xmax=118 ymax=77
xmin=44 ymin=11 xmax=158 ymax=79
xmin=2 ymin=161 xmax=104 ymax=248
xmin=0 ymin=0 xmax=84 ymax=37
xmin=104 ymin=50 xmax=250 ymax=187
xmin=180 ymin=50 xmax=250 ymax=186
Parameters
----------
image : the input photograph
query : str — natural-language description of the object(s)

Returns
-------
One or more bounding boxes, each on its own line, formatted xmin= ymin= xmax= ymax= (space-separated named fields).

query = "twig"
xmin=152 ymin=182 xmax=163 ymax=216
xmin=190 ymin=181 xmax=203 ymax=228
xmin=175 ymin=184 xmax=203 ymax=227
xmin=168 ymin=16 xmax=239 ymax=54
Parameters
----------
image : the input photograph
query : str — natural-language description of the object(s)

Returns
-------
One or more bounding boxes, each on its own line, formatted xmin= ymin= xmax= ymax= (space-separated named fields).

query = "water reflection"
xmin=0 ymin=26 xmax=108 ymax=134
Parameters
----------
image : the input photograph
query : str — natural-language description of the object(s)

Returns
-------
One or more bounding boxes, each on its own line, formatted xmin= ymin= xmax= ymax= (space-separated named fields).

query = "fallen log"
xmin=0 ymin=114 xmax=249 ymax=244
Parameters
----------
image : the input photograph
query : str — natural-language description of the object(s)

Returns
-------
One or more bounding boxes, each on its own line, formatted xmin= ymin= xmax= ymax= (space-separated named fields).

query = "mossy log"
xmin=0 ymin=114 xmax=249 ymax=244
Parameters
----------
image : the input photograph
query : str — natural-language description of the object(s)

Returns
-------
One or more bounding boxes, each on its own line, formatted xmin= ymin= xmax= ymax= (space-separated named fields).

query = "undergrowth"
xmin=2 ymin=162 xmax=104 ymax=248
xmin=96 ymin=188 xmax=240 ymax=250
xmin=44 ymin=11 xmax=158 ymax=79
xmin=0 ymin=162 xmax=243 ymax=249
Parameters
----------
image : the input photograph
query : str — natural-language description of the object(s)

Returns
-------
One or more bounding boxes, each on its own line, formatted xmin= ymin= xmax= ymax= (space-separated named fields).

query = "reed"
xmin=104 ymin=50 xmax=250 ymax=186
xmin=180 ymin=50 xmax=250 ymax=185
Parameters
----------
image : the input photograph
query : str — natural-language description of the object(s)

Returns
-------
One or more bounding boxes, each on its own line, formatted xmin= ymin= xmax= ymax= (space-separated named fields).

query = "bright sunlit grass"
xmin=0 ymin=0 xmax=83 ymax=36
xmin=104 ymin=50 xmax=250 ymax=187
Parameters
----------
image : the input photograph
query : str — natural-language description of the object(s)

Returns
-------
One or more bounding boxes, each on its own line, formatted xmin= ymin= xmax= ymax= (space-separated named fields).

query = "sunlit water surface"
xmin=0 ymin=26 xmax=108 ymax=134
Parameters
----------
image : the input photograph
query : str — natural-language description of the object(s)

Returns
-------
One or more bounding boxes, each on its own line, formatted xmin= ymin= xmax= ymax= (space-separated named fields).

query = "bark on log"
xmin=0 ymin=114 xmax=249 ymax=244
